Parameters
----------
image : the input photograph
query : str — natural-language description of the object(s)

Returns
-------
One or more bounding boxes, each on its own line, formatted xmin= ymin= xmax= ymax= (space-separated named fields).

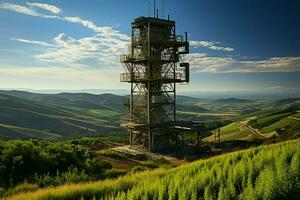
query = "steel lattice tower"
xmin=120 ymin=16 xmax=189 ymax=151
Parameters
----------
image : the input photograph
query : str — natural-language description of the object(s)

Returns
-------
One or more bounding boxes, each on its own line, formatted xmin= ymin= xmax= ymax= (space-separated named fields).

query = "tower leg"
xmin=129 ymin=129 xmax=132 ymax=146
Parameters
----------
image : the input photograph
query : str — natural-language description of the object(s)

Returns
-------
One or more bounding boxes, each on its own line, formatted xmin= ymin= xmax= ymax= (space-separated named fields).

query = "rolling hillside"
xmin=7 ymin=139 xmax=300 ymax=200
xmin=205 ymin=98 xmax=300 ymax=142
xmin=1 ymin=90 xmax=299 ymax=141
xmin=0 ymin=93 xmax=123 ymax=139
xmin=0 ymin=91 xmax=213 ymax=140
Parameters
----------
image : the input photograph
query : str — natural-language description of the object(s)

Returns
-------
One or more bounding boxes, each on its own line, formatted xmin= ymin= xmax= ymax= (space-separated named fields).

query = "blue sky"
xmin=0 ymin=0 xmax=299 ymax=92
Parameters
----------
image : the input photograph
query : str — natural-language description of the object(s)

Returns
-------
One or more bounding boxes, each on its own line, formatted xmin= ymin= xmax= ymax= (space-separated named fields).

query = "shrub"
xmin=0 ymin=140 xmax=112 ymax=189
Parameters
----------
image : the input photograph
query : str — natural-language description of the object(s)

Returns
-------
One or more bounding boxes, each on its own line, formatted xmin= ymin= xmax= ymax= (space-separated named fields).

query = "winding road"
xmin=239 ymin=120 xmax=267 ymax=139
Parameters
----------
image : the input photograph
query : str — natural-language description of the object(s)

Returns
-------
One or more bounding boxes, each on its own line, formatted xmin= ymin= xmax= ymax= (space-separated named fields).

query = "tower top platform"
xmin=132 ymin=16 xmax=175 ymax=27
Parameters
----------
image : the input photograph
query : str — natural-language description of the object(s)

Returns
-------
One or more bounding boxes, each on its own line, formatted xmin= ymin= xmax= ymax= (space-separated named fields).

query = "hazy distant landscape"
xmin=1 ymin=90 xmax=299 ymax=141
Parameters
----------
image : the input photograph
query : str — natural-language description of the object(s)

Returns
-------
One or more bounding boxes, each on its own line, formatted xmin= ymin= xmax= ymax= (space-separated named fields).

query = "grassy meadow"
xmin=6 ymin=139 xmax=300 ymax=200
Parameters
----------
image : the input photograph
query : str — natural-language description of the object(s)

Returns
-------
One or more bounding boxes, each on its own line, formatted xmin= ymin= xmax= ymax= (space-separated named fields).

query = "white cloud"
xmin=11 ymin=38 xmax=55 ymax=47
xmin=0 ymin=2 xmax=129 ymax=40
xmin=0 ymin=2 xmax=39 ymax=16
xmin=64 ymin=17 xmax=129 ymax=40
xmin=186 ymin=53 xmax=300 ymax=73
xmin=26 ymin=2 xmax=61 ymax=14
xmin=5 ymin=1 xmax=298 ymax=75
xmin=32 ymin=33 xmax=128 ymax=66
xmin=1 ymin=2 xmax=130 ymax=67
xmin=190 ymin=40 xmax=234 ymax=52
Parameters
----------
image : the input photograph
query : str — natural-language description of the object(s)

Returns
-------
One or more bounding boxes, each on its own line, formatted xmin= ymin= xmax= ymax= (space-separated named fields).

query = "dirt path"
xmin=246 ymin=124 xmax=267 ymax=139
xmin=288 ymin=116 xmax=300 ymax=121
xmin=239 ymin=119 xmax=267 ymax=139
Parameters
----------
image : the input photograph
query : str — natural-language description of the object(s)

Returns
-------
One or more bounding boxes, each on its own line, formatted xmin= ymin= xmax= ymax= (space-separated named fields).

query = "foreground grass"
xmin=8 ymin=139 xmax=300 ymax=200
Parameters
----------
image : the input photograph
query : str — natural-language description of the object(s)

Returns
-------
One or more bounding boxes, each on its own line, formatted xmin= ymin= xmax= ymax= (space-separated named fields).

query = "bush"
xmin=0 ymin=140 xmax=112 ymax=189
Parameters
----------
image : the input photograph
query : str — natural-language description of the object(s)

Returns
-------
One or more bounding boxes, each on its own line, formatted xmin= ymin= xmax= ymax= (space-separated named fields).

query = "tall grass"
xmin=8 ymin=140 xmax=300 ymax=200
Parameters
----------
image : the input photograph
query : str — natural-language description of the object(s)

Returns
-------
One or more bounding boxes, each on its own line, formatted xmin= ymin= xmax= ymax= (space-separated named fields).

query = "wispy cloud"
xmin=2 ymin=1 xmax=299 ymax=75
xmin=0 ymin=2 xmax=129 ymax=41
xmin=31 ymin=33 xmax=127 ymax=66
xmin=64 ymin=17 xmax=129 ymax=40
xmin=186 ymin=53 xmax=300 ymax=73
xmin=0 ymin=2 xmax=39 ymax=16
xmin=2 ymin=2 xmax=129 ymax=67
xmin=26 ymin=2 xmax=61 ymax=14
xmin=0 ymin=2 xmax=61 ymax=19
xmin=11 ymin=38 xmax=55 ymax=47
xmin=190 ymin=40 xmax=234 ymax=52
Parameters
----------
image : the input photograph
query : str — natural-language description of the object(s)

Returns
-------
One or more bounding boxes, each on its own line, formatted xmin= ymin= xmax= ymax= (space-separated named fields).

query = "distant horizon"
xmin=1 ymin=87 xmax=299 ymax=100
xmin=1 ymin=86 xmax=300 ymax=93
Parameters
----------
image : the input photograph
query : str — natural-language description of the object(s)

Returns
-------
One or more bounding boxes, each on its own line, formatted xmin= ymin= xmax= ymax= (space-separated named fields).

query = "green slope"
xmin=0 ymin=94 xmax=123 ymax=139
xmin=204 ymin=99 xmax=300 ymax=142
xmin=204 ymin=122 xmax=257 ymax=142
xmin=0 ymin=90 xmax=123 ymax=111
xmin=1 ymin=90 xmax=299 ymax=140
xmin=0 ymin=124 xmax=61 ymax=140
xmin=8 ymin=139 xmax=300 ymax=200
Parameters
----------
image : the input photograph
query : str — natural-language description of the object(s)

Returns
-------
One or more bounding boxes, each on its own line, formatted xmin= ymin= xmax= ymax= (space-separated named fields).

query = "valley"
xmin=1 ymin=90 xmax=299 ymax=142
xmin=0 ymin=90 xmax=299 ymax=199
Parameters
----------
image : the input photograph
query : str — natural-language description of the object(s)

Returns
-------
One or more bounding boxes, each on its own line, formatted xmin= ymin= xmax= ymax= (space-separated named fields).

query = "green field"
xmin=204 ymin=122 xmax=258 ymax=142
xmin=261 ymin=118 xmax=300 ymax=133
xmin=0 ymin=124 xmax=61 ymax=140
xmin=7 ymin=139 xmax=300 ymax=200
xmin=250 ymin=112 xmax=293 ymax=129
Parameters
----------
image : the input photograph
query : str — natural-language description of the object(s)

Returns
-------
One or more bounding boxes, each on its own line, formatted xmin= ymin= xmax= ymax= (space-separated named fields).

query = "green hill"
xmin=0 ymin=124 xmax=61 ymax=140
xmin=204 ymin=98 xmax=300 ymax=142
xmin=0 ymin=91 xmax=211 ymax=140
xmin=1 ymin=90 xmax=299 ymax=141
xmin=0 ymin=94 xmax=123 ymax=139
xmin=7 ymin=139 xmax=300 ymax=200
xmin=0 ymin=90 xmax=123 ymax=111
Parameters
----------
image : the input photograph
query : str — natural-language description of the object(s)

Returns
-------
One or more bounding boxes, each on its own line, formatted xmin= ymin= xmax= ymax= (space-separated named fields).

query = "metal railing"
xmin=120 ymin=72 xmax=184 ymax=82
